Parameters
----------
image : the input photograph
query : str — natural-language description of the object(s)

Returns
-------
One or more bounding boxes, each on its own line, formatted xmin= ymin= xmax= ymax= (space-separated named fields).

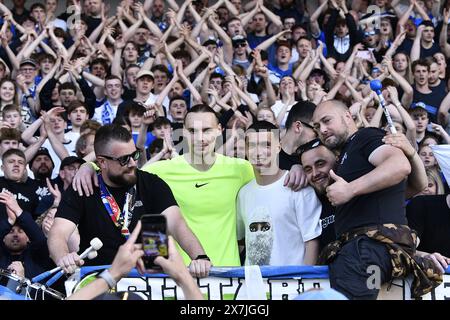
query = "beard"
xmin=34 ymin=167 xmax=52 ymax=180
xmin=313 ymin=182 xmax=328 ymax=195
xmin=321 ymin=125 xmax=349 ymax=150
xmin=6 ymin=239 xmax=27 ymax=253
xmin=108 ymin=167 xmax=138 ymax=188
xmin=247 ymin=231 xmax=273 ymax=266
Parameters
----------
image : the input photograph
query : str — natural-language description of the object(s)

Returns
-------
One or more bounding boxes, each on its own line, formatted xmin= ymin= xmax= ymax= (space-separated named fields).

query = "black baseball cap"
xmin=297 ymin=138 xmax=324 ymax=159
xmin=29 ymin=147 xmax=54 ymax=167
xmin=232 ymin=35 xmax=247 ymax=47
xmin=203 ymin=37 xmax=219 ymax=46
xmin=59 ymin=156 xmax=85 ymax=171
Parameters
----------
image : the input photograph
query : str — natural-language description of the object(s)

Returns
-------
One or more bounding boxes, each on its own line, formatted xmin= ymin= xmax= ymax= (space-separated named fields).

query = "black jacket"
xmin=0 ymin=211 xmax=54 ymax=279
xmin=324 ymin=9 xmax=362 ymax=62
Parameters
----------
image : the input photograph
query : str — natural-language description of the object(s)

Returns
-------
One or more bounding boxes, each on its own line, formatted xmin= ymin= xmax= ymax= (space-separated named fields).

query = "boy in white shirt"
xmin=237 ymin=121 xmax=322 ymax=266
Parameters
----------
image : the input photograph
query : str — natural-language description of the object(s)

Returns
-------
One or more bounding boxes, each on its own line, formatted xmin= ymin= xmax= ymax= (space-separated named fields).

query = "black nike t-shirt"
xmin=56 ymin=170 xmax=178 ymax=265
xmin=406 ymin=195 xmax=450 ymax=257
xmin=335 ymin=127 xmax=407 ymax=236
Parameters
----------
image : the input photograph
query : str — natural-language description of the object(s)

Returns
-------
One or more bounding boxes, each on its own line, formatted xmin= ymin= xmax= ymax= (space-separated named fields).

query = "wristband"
xmin=194 ymin=255 xmax=210 ymax=261
xmin=98 ymin=269 xmax=117 ymax=289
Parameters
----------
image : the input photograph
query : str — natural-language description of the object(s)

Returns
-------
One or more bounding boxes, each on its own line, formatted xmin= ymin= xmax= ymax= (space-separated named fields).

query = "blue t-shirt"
xmin=268 ymin=63 xmax=294 ymax=83
xmin=132 ymin=132 xmax=155 ymax=149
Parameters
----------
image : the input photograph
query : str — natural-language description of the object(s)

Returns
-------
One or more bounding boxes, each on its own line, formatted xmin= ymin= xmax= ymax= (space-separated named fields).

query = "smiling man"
xmin=237 ymin=121 xmax=321 ymax=266
xmin=48 ymin=124 xmax=210 ymax=277
xmin=142 ymin=104 xmax=255 ymax=267
xmin=298 ymin=139 xmax=337 ymax=251
xmin=311 ymin=99 xmax=442 ymax=300
xmin=93 ymin=76 xmax=124 ymax=125
xmin=72 ymin=106 xmax=305 ymax=268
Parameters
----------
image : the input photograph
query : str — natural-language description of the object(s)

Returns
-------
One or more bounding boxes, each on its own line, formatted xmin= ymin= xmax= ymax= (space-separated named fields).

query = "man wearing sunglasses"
xmin=48 ymin=124 xmax=211 ymax=278
xmin=71 ymin=105 xmax=305 ymax=270
xmin=232 ymin=35 xmax=251 ymax=70
xmin=278 ymin=101 xmax=317 ymax=170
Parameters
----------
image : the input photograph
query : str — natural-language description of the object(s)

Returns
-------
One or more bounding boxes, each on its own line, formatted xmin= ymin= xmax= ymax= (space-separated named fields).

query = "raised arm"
xmin=0 ymin=34 xmax=20 ymax=71
xmin=384 ymin=58 xmax=414 ymax=107
xmin=385 ymin=29 xmax=407 ymax=60
xmin=240 ymin=5 xmax=260 ymax=29
xmin=111 ymin=37 xmax=126 ymax=77
xmin=440 ymin=9 xmax=450 ymax=58
xmin=122 ymin=15 xmax=145 ymax=42
xmin=325 ymin=73 xmax=346 ymax=100
xmin=414 ymin=0 xmax=431 ymax=21
xmin=382 ymin=133 xmax=427 ymax=199
xmin=208 ymin=15 xmax=233 ymax=64
xmin=43 ymin=109 xmax=70 ymax=160
xmin=255 ymin=29 xmax=290 ymax=52
xmin=259 ymin=2 xmax=283 ymax=30
xmin=136 ymin=2 xmax=164 ymax=38
xmin=232 ymin=78 xmax=258 ymax=115
xmin=310 ymin=0 xmax=328 ymax=38
xmin=387 ymin=86 xmax=416 ymax=143
xmin=297 ymin=49 xmax=321 ymax=82
xmin=183 ymin=49 xmax=209 ymax=77
xmin=36 ymin=56 xmax=62 ymax=94
xmin=176 ymin=61 xmax=202 ymax=104
xmin=21 ymin=29 xmax=49 ymax=59
xmin=176 ymin=0 xmax=192 ymax=25
xmin=411 ymin=24 xmax=424 ymax=62
xmin=397 ymin=1 xmax=415 ymax=29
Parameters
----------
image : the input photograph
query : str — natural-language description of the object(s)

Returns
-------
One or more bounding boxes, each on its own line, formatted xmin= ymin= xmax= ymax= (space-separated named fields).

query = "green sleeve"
xmin=241 ymin=160 xmax=255 ymax=185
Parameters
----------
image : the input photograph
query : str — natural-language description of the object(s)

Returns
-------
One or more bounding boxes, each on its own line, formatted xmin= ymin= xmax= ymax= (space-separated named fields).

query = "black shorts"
xmin=328 ymin=235 xmax=393 ymax=300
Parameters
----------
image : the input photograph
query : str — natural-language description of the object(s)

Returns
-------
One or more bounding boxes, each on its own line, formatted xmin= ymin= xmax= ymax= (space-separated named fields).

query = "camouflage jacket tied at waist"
xmin=318 ymin=224 xmax=443 ymax=298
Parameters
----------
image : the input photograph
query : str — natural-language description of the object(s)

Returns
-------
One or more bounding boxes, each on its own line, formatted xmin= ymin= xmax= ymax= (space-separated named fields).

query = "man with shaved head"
xmin=312 ymin=100 xmax=441 ymax=300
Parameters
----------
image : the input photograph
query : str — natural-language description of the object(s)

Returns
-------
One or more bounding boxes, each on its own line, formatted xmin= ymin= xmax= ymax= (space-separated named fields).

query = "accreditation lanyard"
xmin=98 ymin=173 xmax=136 ymax=239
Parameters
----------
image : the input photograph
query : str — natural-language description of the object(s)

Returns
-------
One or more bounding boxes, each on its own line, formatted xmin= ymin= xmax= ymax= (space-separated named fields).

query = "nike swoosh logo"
xmin=195 ymin=183 xmax=209 ymax=188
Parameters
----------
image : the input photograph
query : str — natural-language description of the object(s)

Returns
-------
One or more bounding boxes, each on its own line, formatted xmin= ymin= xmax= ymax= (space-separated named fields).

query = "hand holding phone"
xmin=140 ymin=214 xmax=169 ymax=270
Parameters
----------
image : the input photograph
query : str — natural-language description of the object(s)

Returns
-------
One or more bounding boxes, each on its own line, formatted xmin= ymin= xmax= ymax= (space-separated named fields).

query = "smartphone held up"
xmin=140 ymin=215 xmax=169 ymax=270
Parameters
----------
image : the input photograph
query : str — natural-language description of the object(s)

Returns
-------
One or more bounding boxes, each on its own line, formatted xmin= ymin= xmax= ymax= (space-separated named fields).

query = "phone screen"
xmin=140 ymin=215 xmax=168 ymax=270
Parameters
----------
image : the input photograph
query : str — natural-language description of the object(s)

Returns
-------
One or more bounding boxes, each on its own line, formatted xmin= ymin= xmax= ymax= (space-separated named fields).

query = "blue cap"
xmin=214 ymin=67 xmax=225 ymax=76
xmin=409 ymin=16 xmax=423 ymax=27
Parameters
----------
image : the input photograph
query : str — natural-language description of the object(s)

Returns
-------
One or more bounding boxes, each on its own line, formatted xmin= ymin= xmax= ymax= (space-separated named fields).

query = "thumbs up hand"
xmin=326 ymin=170 xmax=353 ymax=206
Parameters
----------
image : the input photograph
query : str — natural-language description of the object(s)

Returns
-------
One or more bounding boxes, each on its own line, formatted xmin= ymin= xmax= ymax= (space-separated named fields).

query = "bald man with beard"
xmin=311 ymin=100 xmax=443 ymax=300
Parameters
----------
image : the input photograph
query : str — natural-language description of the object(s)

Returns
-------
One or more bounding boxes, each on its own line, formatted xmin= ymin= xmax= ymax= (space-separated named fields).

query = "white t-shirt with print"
xmin=237 ymin=171 xmax=322 ymax=266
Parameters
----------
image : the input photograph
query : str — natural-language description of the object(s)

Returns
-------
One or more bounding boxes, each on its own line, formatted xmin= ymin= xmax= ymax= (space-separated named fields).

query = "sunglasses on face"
xmin=99 ymin=149 xmax=141 ymax=166
xmin=233 ymin=42 xmax=246 ymax=48
xmin=296 ymin=138 xmax=323 ymax=157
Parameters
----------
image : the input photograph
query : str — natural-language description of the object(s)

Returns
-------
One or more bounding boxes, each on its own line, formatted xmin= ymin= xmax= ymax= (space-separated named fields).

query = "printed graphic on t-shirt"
xmin=246 ymin=206 xmax=273 ymax=266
